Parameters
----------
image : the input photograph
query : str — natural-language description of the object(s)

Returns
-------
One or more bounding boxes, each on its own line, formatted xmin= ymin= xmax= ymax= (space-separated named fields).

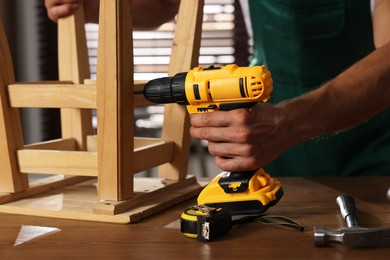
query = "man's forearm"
xmin=279 ymin=42 xmax=390 ymax=144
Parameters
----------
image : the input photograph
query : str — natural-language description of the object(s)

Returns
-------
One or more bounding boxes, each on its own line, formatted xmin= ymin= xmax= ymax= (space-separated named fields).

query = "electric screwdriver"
xmin=139 ymin=64 xmax=283 ymax=216
xmin=141 ymin=64 xmax=273 ymax=113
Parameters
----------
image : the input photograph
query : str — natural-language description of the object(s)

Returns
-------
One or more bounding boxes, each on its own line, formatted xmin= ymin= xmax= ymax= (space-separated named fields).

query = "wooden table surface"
xmin=0 ymin=177 xmax=389 ymax=260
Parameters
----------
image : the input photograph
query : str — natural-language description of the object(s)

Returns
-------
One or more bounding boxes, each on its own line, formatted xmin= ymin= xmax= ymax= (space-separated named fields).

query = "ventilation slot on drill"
xmin=239 ymin=78 xmax=247 ymax=97
xmin=251 ymin=78 xmax=263 ymax=96
xmin=193 ymin=84 xmax=201 ymax=100
xmin=208 ymin=83 xmax=213 ymax=99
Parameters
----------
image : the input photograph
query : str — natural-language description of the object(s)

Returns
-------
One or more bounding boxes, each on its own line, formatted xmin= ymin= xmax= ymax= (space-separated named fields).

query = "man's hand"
xmin=45 ymin=0 xmax=80 ymax=22
xmin=189 ymin=104 xmax=296 ymax=172
xmin=191 ymin=42 xmax=390 ymax=173
xmin=45 ymin=0 xmax=99 ymax=23
xmin=45 ymin=0 xmax=179 ymax=28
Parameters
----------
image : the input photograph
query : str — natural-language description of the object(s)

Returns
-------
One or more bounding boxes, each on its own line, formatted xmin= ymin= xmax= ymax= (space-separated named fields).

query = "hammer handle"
xmin=336 ymin=195 xmax=358 ymax=228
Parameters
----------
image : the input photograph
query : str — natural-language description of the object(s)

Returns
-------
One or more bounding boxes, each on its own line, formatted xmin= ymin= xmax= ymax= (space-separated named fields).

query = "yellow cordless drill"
xmin=139 ymin=64 xmax=283 ymax=216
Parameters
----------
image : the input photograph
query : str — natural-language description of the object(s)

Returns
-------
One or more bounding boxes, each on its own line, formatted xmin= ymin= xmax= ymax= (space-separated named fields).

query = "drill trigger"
xmin=220 ymin=102 xmax=257 ymax=111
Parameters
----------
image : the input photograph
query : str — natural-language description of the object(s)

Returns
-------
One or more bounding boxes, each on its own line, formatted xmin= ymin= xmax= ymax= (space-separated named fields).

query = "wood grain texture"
xmin=87 ymin=135 xmax=175 ymax=174
xmin=23 ymin=138 xmax=77 ymax=151
xmin=96 ymin=0 xmax=134 ymax=200
xmin=8 ymin=83 xmax=97 ymax=108
xmin=0 ymin=175 xmax=93 ymax=204
xmin=0 ymin=0 xmax=205 ymax=224
xmin=93 ymin=176 xmax=200 ymax=215
xmin=158 ymin=0 xmax=204 ymax=180
xmin=8 ymin=81 xmax=151 ymax=108
xmin=17 ymin=150 xmax=98 ymax=176
xmin=0 ymin=19 xmax=29 ymax=192
xmin=0 ymin=177 xmax=389 ymax=259
xmin=58 ymin=6 xmax=93 ymax=151
xmin=0 ymin=175 xmax=202 ymax=224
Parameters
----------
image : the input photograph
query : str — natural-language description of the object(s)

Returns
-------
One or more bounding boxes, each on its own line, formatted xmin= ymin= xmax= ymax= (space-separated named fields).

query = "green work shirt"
xmin=248 ymin=0 xmax=390 ymax=176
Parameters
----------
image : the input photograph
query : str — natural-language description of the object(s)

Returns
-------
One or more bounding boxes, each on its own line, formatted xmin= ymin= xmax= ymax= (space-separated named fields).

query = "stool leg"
xmin=96 ymin=0 xmax=134 ymax=200
xmin=58 ymin=7 xmax=93 ymax=151
xmin=0 ymin=19 xmax=29 ymax=192
xmin=158 ymin=0 xmax=204 ymax=181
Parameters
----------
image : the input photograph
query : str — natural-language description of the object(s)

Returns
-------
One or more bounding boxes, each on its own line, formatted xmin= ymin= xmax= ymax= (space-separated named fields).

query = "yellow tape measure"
xmin=180 ymin=205 xmax=305 ymax=242
xmin=180 ymin=205 xmax=232 ymax=241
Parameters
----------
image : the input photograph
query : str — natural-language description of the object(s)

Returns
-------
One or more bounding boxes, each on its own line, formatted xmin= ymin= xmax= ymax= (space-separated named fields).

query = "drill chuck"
xmin=143 ymin=72 xmax=189 ymax=105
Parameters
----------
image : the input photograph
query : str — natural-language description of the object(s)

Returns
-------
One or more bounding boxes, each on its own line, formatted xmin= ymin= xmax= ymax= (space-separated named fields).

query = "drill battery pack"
xmin=197 ymin=169 xmax=283 ymax=215
xmin=180 ymin=205 xmax=232 ymax=242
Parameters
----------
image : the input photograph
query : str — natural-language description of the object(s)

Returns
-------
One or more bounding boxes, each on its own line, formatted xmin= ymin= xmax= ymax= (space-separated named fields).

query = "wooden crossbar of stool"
xmin=0 ymin=0 xmax=204 ymax=223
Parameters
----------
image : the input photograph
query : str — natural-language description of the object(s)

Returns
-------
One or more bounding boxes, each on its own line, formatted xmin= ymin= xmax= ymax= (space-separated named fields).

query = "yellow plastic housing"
xmin=184 ymin=64 xmax=273 ymax=114
xmin=197 ymin=168 xmax=282 ymax=207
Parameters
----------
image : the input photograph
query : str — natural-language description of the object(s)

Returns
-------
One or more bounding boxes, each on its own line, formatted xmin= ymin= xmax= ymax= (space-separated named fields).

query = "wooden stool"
xmin=0 ymin=0 xmax=204 ymax=223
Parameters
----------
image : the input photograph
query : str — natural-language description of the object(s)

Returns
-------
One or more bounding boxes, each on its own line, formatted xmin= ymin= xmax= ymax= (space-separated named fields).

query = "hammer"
xmin=314 ymin=195 xmax=390 ymax=247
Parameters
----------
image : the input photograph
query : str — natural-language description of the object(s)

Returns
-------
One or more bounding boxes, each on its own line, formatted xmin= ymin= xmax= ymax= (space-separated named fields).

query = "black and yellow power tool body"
xmin=143 ymin=64 xmax=273 ymax=114
xmin=182 ymin=64 xmax=273 ymax=113
xmin=142 ymin=64 xmax=283 ymax=216
xmin=197 ymin=169 xmax=283 ymax=215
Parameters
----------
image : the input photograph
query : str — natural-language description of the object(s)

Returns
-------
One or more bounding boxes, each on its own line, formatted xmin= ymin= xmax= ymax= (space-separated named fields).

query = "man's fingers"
xmin=190 ymin=126 xmax=225 ymax=142
xmin=207 ymin=141 xmax=250 ymax=158
xmin=206 ymin=142 xmax=258 ymax=171
xmin=214 ymin=156 xmax=257 ymax=172
xmin=47 ymin=3 xmax=80 ymax=21
xmin=190 ymin=123 xmax=252 ymax=143
xmin=190 ymin=111 xmax=234 ymax=127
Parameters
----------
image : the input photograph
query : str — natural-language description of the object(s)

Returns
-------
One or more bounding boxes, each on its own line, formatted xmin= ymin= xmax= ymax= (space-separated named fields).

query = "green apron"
xmin=248 ymin=0 xmax=390 ymax=176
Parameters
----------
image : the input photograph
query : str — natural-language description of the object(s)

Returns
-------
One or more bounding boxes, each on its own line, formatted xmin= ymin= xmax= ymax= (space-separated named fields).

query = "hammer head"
xmin=314 ymin=226 xmax=390 ymax=248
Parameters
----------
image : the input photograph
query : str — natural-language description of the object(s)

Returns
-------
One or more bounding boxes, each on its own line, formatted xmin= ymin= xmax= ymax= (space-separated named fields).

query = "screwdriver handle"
xmin=336 ymin=195 xmax=358 ymax=228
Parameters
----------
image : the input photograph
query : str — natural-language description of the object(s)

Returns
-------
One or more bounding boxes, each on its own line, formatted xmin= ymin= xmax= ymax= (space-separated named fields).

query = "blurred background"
xmin=0 ymin=0 xmax=252 ymax=178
